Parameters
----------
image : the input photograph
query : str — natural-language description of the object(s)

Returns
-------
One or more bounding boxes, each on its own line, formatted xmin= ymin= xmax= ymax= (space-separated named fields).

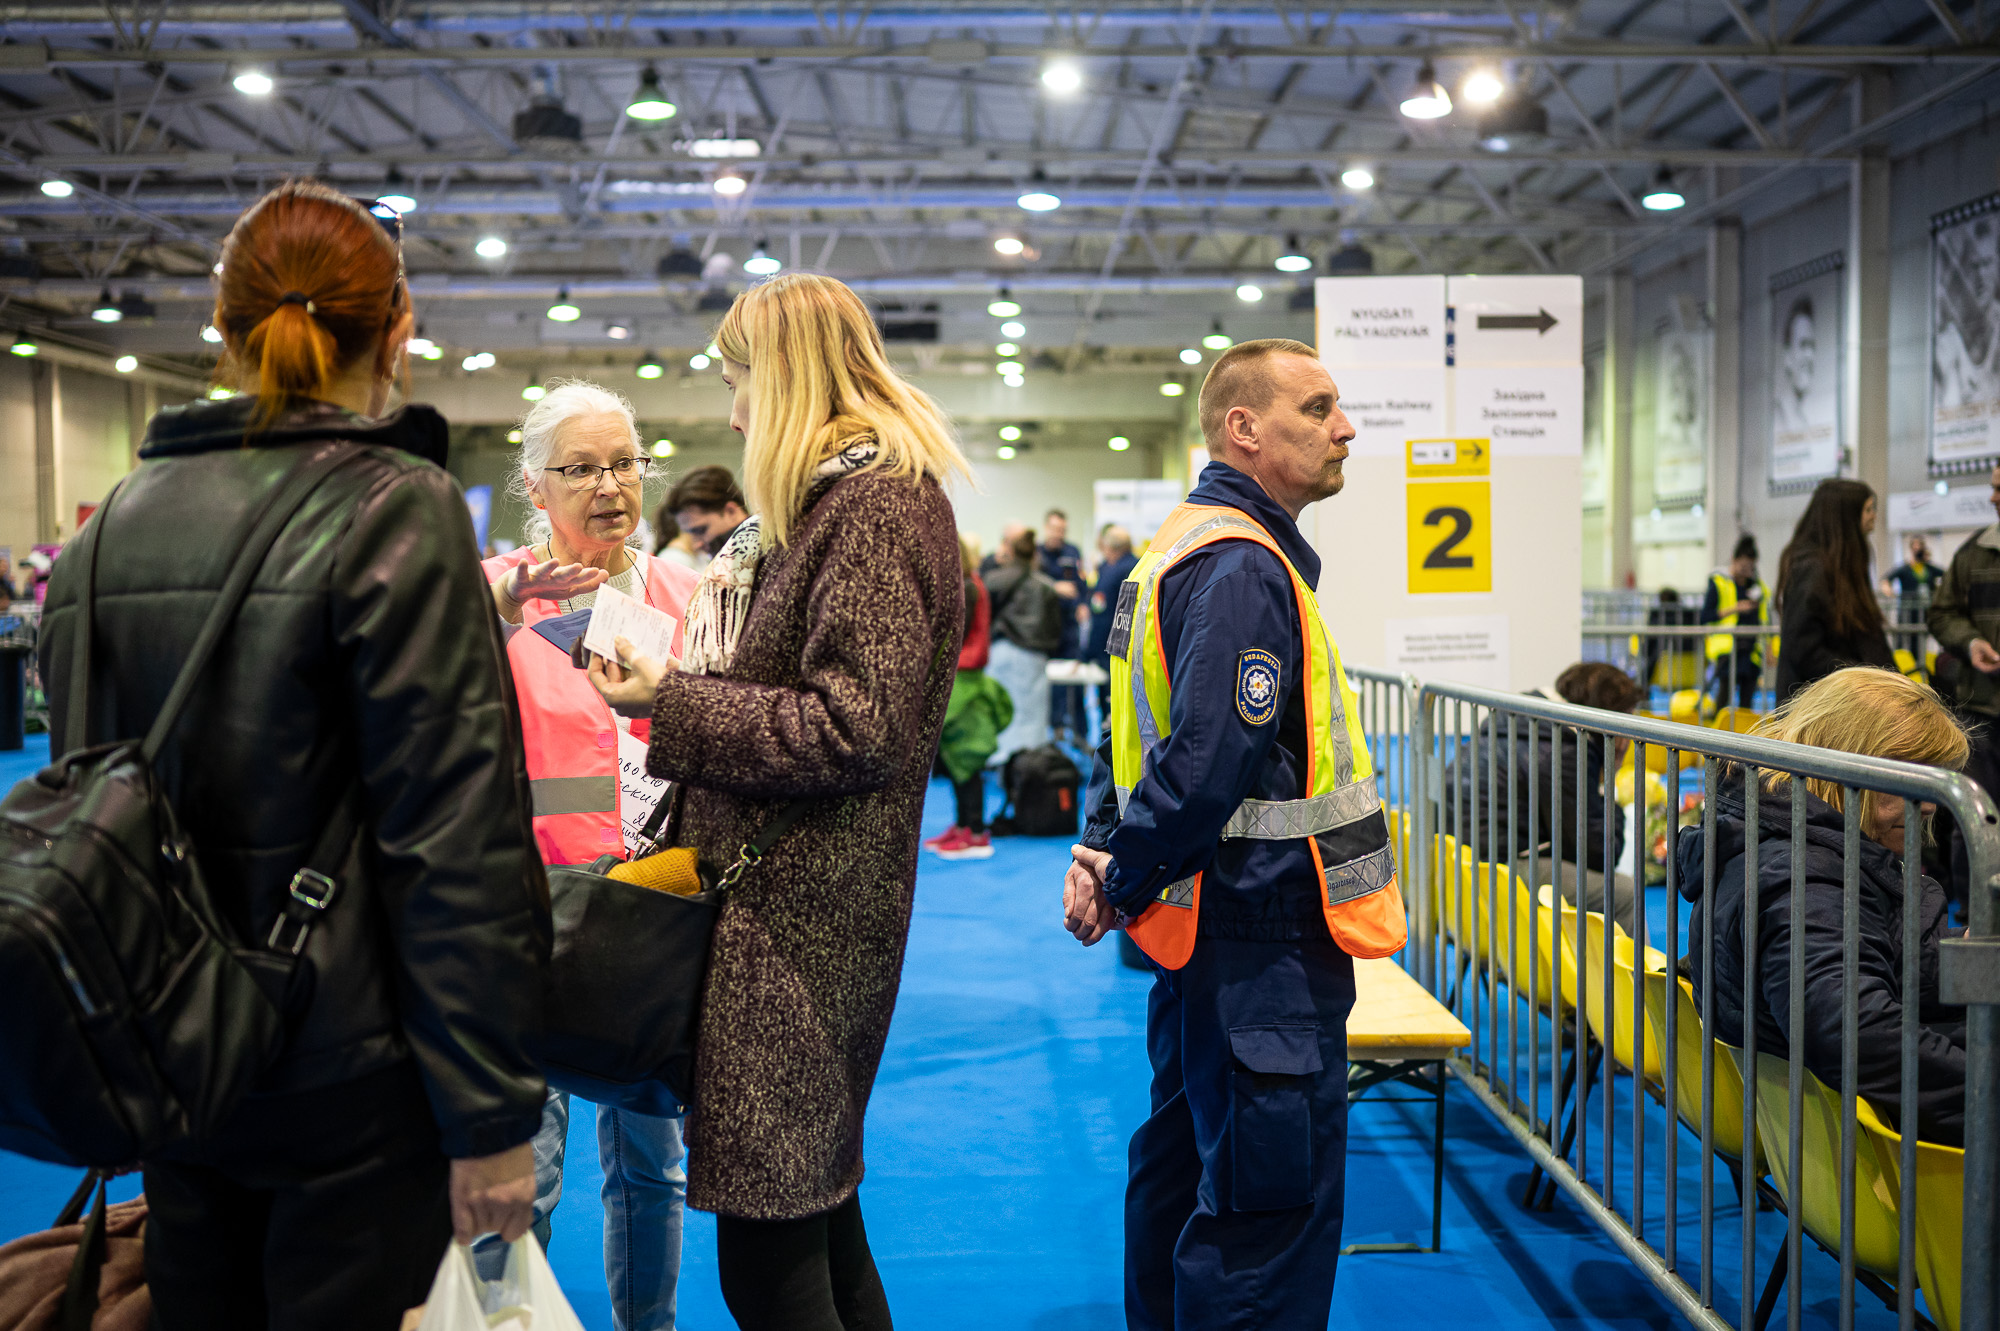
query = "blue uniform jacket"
xmin=1082 ymin=461 xmax=1329 ymax=941
xmin=1039 ymin=539 xmax=1086 ymax=658
xmin=1086 ymin=550 xmax=1140 ymax=665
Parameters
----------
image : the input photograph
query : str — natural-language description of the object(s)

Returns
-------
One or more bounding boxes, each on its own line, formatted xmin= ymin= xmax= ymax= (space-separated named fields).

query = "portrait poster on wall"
xmin=1651 ymin=323 xmax=1708 ymax=502
xmin=1768 ymin=252 xmax=1843 ymax=488
xmin=1933 ymin=193 xmax=2000 ymax=466
xmin=1581 ymin=345 xmax=1605 ymax=507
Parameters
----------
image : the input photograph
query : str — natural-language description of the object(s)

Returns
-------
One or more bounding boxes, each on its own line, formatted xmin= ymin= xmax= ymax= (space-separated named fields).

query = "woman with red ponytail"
xmin=37 ymin=179 xmax=550 ymax=1329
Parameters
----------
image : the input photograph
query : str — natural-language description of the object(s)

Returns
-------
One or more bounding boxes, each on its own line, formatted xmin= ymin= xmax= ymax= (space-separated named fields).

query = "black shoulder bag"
xmin=0 ymin=448 xmax=358 ymax=1169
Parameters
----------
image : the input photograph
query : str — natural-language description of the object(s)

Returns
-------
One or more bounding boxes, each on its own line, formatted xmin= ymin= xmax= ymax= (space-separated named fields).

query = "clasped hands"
xmin=1063 ymin=844 xmax=1126 ymax=946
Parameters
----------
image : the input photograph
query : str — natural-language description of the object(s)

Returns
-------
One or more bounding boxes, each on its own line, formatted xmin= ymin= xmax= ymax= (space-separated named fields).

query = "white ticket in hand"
xmin=582 ymin=583 xmax=679 ymax=667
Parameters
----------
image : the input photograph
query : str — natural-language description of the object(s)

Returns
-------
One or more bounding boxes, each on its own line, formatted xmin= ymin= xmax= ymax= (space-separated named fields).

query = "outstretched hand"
xmin=511 ymin=559 xmax=610 ymax=605
xmin=588 ymin=634 xmax=680 ymax=718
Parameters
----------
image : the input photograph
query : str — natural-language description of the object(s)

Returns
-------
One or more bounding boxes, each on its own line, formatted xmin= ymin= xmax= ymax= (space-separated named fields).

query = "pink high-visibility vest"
xmin=482 ymin=546 xmax=701 ymax=867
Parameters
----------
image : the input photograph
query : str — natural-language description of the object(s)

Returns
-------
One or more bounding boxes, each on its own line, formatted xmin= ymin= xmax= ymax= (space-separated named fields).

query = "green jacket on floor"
xmin=939 ymin=668 xmax=1014 ymax=783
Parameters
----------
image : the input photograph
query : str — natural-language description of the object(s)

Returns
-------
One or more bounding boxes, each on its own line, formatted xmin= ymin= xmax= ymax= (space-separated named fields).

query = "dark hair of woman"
xmin=213 ymin=178 xmax=409 ymax=429
xmin=1777 ymin=477 xmax=1882 ymax=639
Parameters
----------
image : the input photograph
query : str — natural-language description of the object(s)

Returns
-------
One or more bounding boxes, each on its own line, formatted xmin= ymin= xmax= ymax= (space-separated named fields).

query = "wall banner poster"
xmin=1768 ymin=251 xmax=1844 ymax=491
xmin=1932 ymin=192 xmax=2000 ymax=468
xmin=1651 ymin=322 xmax=1709 ymax=502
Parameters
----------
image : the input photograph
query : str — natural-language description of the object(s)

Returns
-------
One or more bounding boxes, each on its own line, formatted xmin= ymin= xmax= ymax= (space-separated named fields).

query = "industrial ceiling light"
xmin=1641 ymin=166 xmax=1686 ymax=211
xmin=1000 ymin=319 xmax=1026 ymax=339
xmin=1399 ymin=60 xmax=1452 ymax=120
xmin=1002 ymin=373 xmax=1024 ymax=388
xmin=507 ymin=429 xmax=524 ymax=444
xmin=1274 ymin=234 xmax=1312 ymax=273
xmin=1473 ymin=91 xmax=1549 ymax=152
xmin=1160 ymin=382 xmax=1186 ymax=397
xmin=995 ymin=360 xmax=1025 ymax=376
xmin=208 ymin=386 xmax=235 ymax=400
xmin=114 ymin=355 xmax=137 ymax=373
xmin=1202 ymin=320 xmax=1232 ymax=351
xmin=1108 ymin=435 xmax=1131 ymax=452
xmin=651 ymin=438 xmax=676 ymax=457
xmin=997 ymin=425 xmax=1023 ymax=442
xmin=406 ymin=335 xmax=437 ymax=358
xmin=689 ymin=353 xmax=712 ymax=370
xmin=656 ymin=247 xmax=703 ymax=278
xmin=546 ymin=287 xmax=581 ymax=322
xmin=1235 ymin=283 xmax=1263 ymax=303
xmin=688 ymin=138 xmax=762 ymax=158
xmin=1017 ymin=168 xmax=1061 ymax=212
xmin=513 ymin=94 xmax=583 ymax=147
xmin=90 ymin=288 xmax=121 ymax=323
xmin=993 ymin=235 xmax=1025 ymax=257
xmin=1040 ymin=61 xmax=1083 ymax=95
xmin=1461 ymin=69 xmax=1505 ymax=105
xmin=376 ymin=168 xmax=417 ymax=215
xmin=705 ymin=342 xmax=720 ymax=357
xmin=39 ymin=179 xmax=72 ymax=199
xmin=1179 ymin=348 xmax=1203 ymax=365
xmin=605 ymin=323 xmax=632 ymax=341
xmin=1340 ymin=166 xmax=1375 ymax=190
xmin=1327 ymin=242 xmax=1375 ymax=275
xmin=462 ymin=351 xmax=496 ymax=371
xmin=9 ymin=333 xmax=37 ymax=356
xmin=232 ymin=69 xmax=274 ymax=96
xmin=995 ymin=342 xmax=1019 ymax=356
xmin=713 ymin=170 xmax=748 ymax=196
xmin=200 ymin=324 xmax=223 ymax=344
xmin=522 ymin=378 xmax=546 ymax=401
xmin=635 ymin=353 xmax=664 ymax=379
xmin=625 ymin=66 xmax=678 ymax=121
xmin=474 ymin=235 xmax=509 ymax=260
xmin=988 ymin=289 xmax=1022 ymax=318
xmin=742 ymin=241 xmax=782 ymax=277
xmin=996 ymin=444 xmax=1017 ymax=460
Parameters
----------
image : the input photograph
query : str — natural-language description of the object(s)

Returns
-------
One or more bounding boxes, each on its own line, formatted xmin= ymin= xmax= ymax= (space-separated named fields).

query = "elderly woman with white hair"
xmin=481 ymin=377 xmax=699 ymax=1331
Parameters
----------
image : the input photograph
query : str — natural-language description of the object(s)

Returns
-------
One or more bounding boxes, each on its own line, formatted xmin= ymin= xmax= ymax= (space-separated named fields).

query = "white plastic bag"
xmin=413 ymin=1236 xmax=586 ymax=1331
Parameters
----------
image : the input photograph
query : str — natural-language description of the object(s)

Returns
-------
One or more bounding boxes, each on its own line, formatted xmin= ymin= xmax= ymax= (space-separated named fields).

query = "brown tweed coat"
xmin=644 ymin=466 xmax=963 ymax=1220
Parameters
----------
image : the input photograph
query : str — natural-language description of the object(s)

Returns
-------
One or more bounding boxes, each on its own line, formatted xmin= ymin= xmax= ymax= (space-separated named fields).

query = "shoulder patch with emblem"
xmin=1237 ymin=648 xmax=1281 ymax=725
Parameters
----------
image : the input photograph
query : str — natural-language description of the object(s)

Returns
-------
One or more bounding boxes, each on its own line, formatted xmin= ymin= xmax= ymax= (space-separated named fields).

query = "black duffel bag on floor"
xmin=0 ymin=451 xmax=357 ymax=1169
xmin=992 ymin=743 xmax=1083 ymax=838
xmin=539 ymin=795 xmax=816 ymax=1115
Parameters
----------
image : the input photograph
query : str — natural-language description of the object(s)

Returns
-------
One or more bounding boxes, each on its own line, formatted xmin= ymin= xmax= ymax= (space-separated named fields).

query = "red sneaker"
xmin=925 ymin=826 xmax=970 ymax=854
xmin=936 ymin=830 xmax=994 ymax=861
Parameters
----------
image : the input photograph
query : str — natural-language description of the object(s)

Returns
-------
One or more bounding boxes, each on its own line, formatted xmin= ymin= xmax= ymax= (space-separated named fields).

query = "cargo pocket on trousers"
xmin=1226 ymin=1023 xmax=1323 ymax=1212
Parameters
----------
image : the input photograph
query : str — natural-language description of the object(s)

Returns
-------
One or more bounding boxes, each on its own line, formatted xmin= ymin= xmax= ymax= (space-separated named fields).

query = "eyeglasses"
xmin=544 ymin=456 xmax=653 ymax=490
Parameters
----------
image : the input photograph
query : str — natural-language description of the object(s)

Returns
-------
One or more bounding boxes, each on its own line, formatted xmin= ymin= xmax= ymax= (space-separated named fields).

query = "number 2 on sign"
xmin=1405 ymin=481 xmax=1492 ymax=594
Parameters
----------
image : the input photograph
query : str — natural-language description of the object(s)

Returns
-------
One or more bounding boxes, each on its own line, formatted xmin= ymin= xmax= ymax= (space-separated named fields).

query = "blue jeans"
xmin=599 ymin=1105 xmax=687 ymax=1331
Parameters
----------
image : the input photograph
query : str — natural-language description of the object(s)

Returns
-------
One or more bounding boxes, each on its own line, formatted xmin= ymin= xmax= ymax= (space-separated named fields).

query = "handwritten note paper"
xmin=617 ymin=728 xmax=670 ymax=855
xmin=583 ymin=584 xmax=679 ymax=667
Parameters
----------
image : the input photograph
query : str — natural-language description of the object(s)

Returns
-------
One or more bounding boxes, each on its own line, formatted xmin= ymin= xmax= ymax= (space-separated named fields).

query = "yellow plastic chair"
xmin=1857 ymin=1096 xmax=1964 ymax=1331
xmin=1730 ymin=1049 xmax=1904 ymax=1280
xmin=1641 ymin=970 xmax=1763 ymax=1173
xmin=1536 ymin=885 xmax=1582 ymax=1015
xmin=1563 ymin=907 xmax=1668 ymax=1086
xmin=1668 ymin=689 xmax=1702 ymax=723
xmin=1471 ymin=858 xmax=1559 ymax=1011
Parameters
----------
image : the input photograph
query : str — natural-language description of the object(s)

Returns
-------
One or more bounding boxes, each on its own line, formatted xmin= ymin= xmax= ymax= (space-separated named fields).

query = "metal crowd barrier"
xmin=1583 ymin=622 xmax=1938 ymax=717
xmin=1345 ymin=665 xmax=1999 ymax=1331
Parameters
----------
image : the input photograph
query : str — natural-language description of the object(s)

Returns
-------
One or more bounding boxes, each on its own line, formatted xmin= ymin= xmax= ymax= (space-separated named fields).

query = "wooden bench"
xmin=1343 ymin=955 xmax=1472 ymax=1255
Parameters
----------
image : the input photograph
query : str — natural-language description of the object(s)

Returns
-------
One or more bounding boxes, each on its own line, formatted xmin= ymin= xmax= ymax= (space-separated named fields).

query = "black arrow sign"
xmin=1477 ymin=307 xmax=1559 ymax=335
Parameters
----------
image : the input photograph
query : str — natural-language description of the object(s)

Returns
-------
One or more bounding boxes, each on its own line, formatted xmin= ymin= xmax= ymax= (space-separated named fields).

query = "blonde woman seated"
xmin=1676 ymin=667 xmax=1970 ymax=1143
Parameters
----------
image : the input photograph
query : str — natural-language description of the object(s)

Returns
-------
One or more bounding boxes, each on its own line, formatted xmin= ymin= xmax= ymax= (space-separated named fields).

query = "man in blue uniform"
xmin=1063 ymin=338 xmax=1363 ymax=1330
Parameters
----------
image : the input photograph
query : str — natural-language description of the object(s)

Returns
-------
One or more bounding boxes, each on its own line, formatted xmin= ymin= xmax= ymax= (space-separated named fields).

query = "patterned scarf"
xmin=679 ymin=438 xmax=880 ymax=675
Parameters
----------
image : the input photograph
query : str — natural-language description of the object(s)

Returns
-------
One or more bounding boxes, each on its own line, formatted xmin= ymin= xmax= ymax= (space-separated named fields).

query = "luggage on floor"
xmin=993 ymin=744 xmax=1083 ymax=838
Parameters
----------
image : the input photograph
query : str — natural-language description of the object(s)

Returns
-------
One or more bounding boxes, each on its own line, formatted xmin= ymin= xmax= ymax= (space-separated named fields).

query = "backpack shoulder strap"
xmin=63 ymin=480 xmax=127 ymax=750
xmin=140 ymin=445 xmax=358 ymax=765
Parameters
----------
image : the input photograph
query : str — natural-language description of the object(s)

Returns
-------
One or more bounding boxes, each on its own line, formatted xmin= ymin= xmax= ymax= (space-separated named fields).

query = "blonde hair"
xmin=714 ymin=273 xmax=969 ymax=547
xmin=1752 ymin=668 xmax=1969 ymax=823
xmin=510 ymin=377 xmax=646 ymax=545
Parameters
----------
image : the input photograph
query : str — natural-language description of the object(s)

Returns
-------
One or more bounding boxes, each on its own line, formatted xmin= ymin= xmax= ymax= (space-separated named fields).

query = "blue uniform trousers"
xmin=1124 ymin=930 xmax=1355 ymax=1331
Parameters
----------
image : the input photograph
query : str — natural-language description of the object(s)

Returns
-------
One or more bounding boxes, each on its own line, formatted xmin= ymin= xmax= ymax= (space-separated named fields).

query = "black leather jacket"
xmin=38 ymin=397 xmax=549 ymax=1159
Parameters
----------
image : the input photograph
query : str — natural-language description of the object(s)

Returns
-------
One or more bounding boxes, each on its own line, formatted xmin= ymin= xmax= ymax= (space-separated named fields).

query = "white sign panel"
xmin=1449 ymin=274 xmax=1584 ymax=368
xmin=1335 ymin=366 xmax=1448 ymax=457
xmin=1889 ymin=485 xmax=1996 ymax=531
xmin=1384 ymin=614 xmax=1512 ymax=691
xmin=1452 ymin=365 xmax=1584 ymax=455
xmin=1316 ymin=275 xmax=1447 ymax=368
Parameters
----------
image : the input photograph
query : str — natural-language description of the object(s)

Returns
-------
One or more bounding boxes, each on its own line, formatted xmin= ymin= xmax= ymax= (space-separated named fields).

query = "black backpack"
xmin=994 ymin=744 xmax=1083 ymax=838
xmin=0 ymin=450 xmax=357 ymax=1169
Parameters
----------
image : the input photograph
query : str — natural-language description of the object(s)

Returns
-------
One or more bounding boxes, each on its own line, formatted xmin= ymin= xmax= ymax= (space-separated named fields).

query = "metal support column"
xmin=1707 ymin=217 xmax=1743 ymax=566
xmin=1845 ymin=71 xmax=1891 ymax=571
xmin=1604 ymin=269 xmax=1637 ymax=589
xmin=31 ymin=359 xmax=58 ymax=545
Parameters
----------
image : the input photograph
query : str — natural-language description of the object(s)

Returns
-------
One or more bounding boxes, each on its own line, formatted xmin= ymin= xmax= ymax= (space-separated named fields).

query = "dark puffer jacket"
xmin=1441 ymin=695 xmax=1625 ymax=872
xmin=1675 ymin=776 xmax=1965 ymax=1144
xmin=37 ymin=397 xmax=549 ymax=1159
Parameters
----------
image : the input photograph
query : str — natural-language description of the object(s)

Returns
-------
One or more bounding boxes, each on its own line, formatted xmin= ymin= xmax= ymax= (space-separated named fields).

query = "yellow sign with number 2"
xmin=1405 ymin=479 xmax=1492 ymax=594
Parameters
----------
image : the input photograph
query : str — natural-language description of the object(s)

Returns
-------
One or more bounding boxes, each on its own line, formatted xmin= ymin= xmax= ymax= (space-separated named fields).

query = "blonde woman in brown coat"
xmin=591 ymin=273 xmax=967 ymax=1331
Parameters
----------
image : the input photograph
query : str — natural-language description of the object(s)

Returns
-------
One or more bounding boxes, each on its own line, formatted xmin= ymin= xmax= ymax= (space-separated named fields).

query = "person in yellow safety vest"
xmin=1701 ymin=532 xmax=1769 ymax=712
xmin=1062 ymin=338 xmax=1404 ymax=1331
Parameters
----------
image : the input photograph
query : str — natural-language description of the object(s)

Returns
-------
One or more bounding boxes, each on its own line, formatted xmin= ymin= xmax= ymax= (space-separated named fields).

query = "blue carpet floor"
xmin=0 ymin=737 xmax=1911 ymax=1328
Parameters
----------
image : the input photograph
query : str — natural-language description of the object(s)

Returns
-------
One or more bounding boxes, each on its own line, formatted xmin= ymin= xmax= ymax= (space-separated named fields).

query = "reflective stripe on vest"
xmin=530 ymin=775 xmax=619 ymax=817
xmin=1107 ymin=500 xmax=1406 ymax=968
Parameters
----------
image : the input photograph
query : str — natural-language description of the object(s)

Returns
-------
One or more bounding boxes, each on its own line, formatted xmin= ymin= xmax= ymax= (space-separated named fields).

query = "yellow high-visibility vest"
xmin=1705 ymin=573 xmax=1769 ymax=663
xmin=1107 ymin=501 xmax=1405 ymax=970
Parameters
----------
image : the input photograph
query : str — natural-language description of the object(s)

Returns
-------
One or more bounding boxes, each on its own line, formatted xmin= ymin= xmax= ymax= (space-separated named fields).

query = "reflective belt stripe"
xmin=1220 ymin=775 xmax=1380 ymax=840
xmin=1157 ymin=875 xmax=1197 ymax=909
xmin=1321 ymin=841 xmax=1398 ymax=907
xmin=530 ymin=775 xmax=619 ymax=816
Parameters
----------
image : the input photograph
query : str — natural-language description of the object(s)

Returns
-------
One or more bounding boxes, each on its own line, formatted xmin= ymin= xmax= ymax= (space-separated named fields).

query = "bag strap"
xmin=58 ymin=1174 xmax=107 ymax=1331
xmin=64 ymin=480 xmax=127 ymax=751
xmin=140 ymin=446 xmax=356 ymax=766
